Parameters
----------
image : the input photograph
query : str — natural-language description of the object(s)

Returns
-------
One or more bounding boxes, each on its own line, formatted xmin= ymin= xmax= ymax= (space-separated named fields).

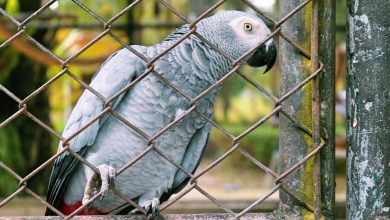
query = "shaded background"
xmin=0 ymin=0 xmax=347 ymax=217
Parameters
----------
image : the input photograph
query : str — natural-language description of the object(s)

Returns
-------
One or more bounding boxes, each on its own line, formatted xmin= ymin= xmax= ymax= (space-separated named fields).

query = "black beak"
xmin=247 ymin=41 xmax=277 ymax=73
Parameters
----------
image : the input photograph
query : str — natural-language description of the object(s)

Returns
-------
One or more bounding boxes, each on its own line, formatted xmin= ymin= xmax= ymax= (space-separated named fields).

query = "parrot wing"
xmin=45 ymin=46 xmax=146 ymax=215
xmin=113 ymin=124 xmax=211 ymax=214
xmin=160 ymin=123 xmax=211 ymax=203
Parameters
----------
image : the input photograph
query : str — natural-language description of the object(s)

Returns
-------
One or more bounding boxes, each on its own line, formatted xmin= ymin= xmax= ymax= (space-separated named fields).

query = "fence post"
xmin=346 ymin=0 xmax=390 ymax=219
xmin=278 ymin=0 xmax=314 ymax=218
xmin=318 ymin=0 xmax=336 ymax=219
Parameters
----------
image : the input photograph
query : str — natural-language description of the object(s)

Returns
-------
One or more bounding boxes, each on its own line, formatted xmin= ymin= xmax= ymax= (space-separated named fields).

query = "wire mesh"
xmin=0 ymin=0 xmax=327 ymax=219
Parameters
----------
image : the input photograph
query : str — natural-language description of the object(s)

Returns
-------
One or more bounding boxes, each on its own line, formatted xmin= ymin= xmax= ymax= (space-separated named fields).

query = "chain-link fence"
xmin=0 ymin=0 xmax=334 ymax=219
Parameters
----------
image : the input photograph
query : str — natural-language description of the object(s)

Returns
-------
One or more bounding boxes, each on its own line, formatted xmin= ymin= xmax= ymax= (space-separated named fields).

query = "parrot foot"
xmin=139 ymin=198 xmax=160 ymax=217
xmin=82 ymin=164 xmax=116 ymax=205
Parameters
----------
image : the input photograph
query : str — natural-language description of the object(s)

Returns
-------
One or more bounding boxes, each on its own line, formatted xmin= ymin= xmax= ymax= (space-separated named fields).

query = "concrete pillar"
xmin=346 ymin=0 xmax=390 ymax=219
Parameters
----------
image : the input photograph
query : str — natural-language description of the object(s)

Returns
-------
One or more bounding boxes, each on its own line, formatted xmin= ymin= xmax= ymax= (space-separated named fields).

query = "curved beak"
xmin=247 ymin=41 xmax=277 ymax=73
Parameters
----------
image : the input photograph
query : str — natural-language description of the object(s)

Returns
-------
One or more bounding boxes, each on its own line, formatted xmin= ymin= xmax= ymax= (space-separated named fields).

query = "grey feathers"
xmin=57 ymin=47 xmax=146 ymax=158
xmin=46 ymin=10 xmax=276 ymax=215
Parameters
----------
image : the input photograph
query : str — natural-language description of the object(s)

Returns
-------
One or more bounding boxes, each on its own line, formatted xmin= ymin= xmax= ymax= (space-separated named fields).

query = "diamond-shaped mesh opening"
xmin=0 ymin=86 xmax=22 ymax=124
xmin=0 ymin=163 xmax=22 ymax=199
xmin=191 ymin=149 xmax=278 ymax=211
xmin=0 ymin=0 xmax=333 ymax=218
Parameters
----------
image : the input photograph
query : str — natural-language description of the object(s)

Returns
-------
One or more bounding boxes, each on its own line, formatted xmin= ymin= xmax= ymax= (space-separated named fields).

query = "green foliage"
xmin=4 ymin=0 xmax=19 ymax=15
xmin=0 ymin=126 xmax=24 ymax=196
xmin=58 ymin=0 xmax=127 ymax=23
xmin=209 ymin=123 xmax=279 ymax=169
xmin=0 ymin=47 xmax=19 ymax=83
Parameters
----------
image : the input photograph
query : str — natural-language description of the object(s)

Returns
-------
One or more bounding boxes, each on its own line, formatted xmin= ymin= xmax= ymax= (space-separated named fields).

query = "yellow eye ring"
xmin=244 ymin=23 xmax=253 ymax=31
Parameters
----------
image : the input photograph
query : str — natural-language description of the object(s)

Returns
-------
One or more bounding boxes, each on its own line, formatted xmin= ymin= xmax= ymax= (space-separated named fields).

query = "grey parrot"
xmin=45 ymin=10 xmax=276 ymax=216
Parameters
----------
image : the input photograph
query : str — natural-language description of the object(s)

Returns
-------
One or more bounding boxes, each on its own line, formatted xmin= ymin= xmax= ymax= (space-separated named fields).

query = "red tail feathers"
xmin=59 ymin=201 xmax=105 ymax=215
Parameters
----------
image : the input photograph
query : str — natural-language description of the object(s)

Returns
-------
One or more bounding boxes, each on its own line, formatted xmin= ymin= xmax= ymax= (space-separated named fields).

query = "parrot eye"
xmin=244 ymin=23 xmax=253 ymax=31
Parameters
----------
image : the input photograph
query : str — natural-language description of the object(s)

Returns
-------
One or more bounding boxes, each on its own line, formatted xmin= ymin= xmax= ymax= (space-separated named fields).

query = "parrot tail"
xmin=58 ymin=201 xmax=105 ymax=215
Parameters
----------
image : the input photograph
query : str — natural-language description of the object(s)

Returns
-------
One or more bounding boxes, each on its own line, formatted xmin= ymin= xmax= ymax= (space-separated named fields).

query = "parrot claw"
xmin=138 ymin=198 xmax=160 ymax=217
xmin=82 ymin=164 xmax=116 ymax=206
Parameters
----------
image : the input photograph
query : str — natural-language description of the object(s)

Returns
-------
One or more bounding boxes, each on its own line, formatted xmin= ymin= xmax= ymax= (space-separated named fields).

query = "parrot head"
xmin=197 ymin=10 xmax=277 ymax=73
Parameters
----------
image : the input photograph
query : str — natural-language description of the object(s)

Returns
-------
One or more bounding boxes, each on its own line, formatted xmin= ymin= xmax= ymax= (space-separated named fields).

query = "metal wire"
xmin=0 ymin=0 xmax=327 ymax=219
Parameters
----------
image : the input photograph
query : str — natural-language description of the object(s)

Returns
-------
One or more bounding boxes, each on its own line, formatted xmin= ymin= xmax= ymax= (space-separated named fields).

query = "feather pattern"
xmin=46 ymin=10 xmax=275 ymax=215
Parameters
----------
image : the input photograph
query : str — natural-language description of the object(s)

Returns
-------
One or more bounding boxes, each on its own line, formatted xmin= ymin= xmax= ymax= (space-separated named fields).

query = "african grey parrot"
xmin=45 ymin=10 xmax=276 ymax=216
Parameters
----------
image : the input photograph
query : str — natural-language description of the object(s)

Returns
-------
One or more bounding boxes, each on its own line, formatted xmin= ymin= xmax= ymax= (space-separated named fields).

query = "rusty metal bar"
xmin=66 ymin=70 xmax=107 ymax=101
xmin=0 ymin=28 xmax=25 ymax=49
xmin=18 ymin=0 xmax=57 ymax=28
xmin=192 ymin=32 xmax=235 ymax=63
xmin=153 ymin=147 xmax=195 ymax=180
xmin=0 ymin=184 xmax=26 ymax=207
xmin=105 ymin=66 xmax=154 ymax=106
xmin=109 ymin=187 xmax=146 ymax=214
xmin=23 ymin=110 xmax=64 ymax=140
xmin=0 ymin=85 xmax=22 ymax=103
xmin=61 ymin=106 xmax=111 ymax=146
xmin=240 ymin=0 xmax=277 ymax=24
xmin=62 ymin=28 xmax=111 ymax=67
xmin=159 ymin=182 xmax=197 ymax=211
xmin=276 ymin=63 xmax=324 ymax=106
xmin=24 ymin=33 xmax=64 ymax=65
xmin=104 ymin=0 xmax=142 ymax=29
xmin=1 ymin=21 xmax=186 ymax=31
xmin=150 ymin=70 xmax=193 ymax=101
xmin=318 ymin=0 xmax=336 ymax=218
xmin=280 ymin=185 xmax=315 ymax=213
xmin=189 ymin=0 xmax=227 ymax=28
xmin=311 ymin=0 xmax=321 ymax=219
xmin=116 ymin=145 xmax=154 ymax=175
xmin=0 ymin=162 xmax=65 ymax=217
xmin=238 ymin=147 xmax=316 ymax=214
xmin=236 ymin=184 xmax=281 ymax=218
xmin=158 ymin=0 xmax=191 ymax=23
xmin=279 ymin=109 xmax=313 ymax=137
xmin=276 ymin=142 xmax=325 ymax=183
xmin=237 ymin=147 xmax=278 ymax=178
xmin=66 ymin=147 xmax=100 ymax=174
xmin=109 ymin=110 xmax=150 ymax=140
xmin=192 ymin=143 xmax=240 ymax=181
xmin=0 ymin=107 xmax=25 ymax=128
xmin=20 ymin=67 xmax=69 ymax=108
xmin=279 ymin=32 xmax=311 ymax=59
xmin=234 ymin=106 xmax=281 ymax=142
xmin=25 ymin=186 xmax=65 ymax=217
xmin=236 ymin=70 xmax=278 ymax=103
xmin=18 ymin=145 xmax=70 ymax=186
xmin=275 ymin=0 xmax=312 ymax=28
xmin=191 ymin=65 xmax=240 ymax=104
xmin=65 ymin=192 xmax=103 ymax=219
xmin=194 ymin=109 xmax=235 ymax=140
xmin=195 ymin=185 xmax=235 ymax=215
xmin=107 ymin=32 xmax=149 ymax=62
xmin=70 ymin=0 xmax=106 ymax=25
xmin=0 ymin=214 xmax=280 ymax=219
xmin=0 ymin=8 xmax=21 ymax=26
xmin=146 ymin=28 xmax=196 ymax=67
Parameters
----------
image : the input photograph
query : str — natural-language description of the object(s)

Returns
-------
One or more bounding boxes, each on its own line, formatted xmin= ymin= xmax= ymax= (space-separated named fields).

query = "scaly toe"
xmin=82 ymin=164 xmax=116 ymax=205
xmin=151 ymin=198 xmax=160 ymax=215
